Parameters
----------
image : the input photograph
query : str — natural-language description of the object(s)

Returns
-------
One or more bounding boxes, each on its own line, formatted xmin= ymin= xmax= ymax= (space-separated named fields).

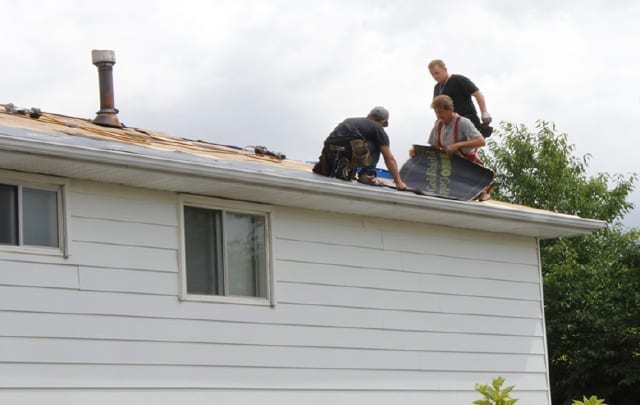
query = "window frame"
xmin=0 ymin=169 xmax=69 ymax=257
xmin=178 ymin=194 xmax=274 ymax=306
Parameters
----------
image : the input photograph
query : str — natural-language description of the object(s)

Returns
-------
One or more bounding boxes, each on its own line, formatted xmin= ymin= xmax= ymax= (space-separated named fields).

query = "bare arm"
xmin=380 ymin=145 xmax=407 ymax=190
xmin=471 ymin=90 xmax=488 ymax=114
xmin=444 ymin=135 xmax=485 ymax=156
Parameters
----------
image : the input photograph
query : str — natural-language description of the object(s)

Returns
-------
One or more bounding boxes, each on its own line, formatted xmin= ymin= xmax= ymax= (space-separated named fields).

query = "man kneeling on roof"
xmin=312 ymin=106 xmax=407 ymax=190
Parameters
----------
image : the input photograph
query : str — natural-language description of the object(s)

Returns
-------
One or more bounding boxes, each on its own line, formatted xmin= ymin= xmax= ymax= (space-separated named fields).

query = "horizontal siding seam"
xmin=0 ymin=284 xmax=177 ymax=296
xmin=71 ymin=214 xmax=178 ymax=228
xmin=277 ymin=280 xmax=541 ymax=302
xmin=0 ymin=385 xmax=553 ymax=393
xmin=0 ymin=335 xmax=546 ymax=355
xmin=71 ymin=240 xmax=178 ymax=251
xmin=277 ymin=253 xmax=537 ymax=268
xmin=276 ymin=238 xmax=536 ymax=266
xmin=276 ymin=260 xmax=539 ymax=285
xmin=0 ymin=309 xmax=544 ymax=337
xmin=276 ymin=301 xmax=543 ymax=320
xmin=76 ymin=266 xmax=178 ymax=274
xmin=0 ymin=361 xmax=547 ymax=374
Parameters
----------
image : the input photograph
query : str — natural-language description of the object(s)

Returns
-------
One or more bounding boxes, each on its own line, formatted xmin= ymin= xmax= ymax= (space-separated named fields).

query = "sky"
xmin=1 ymin=0 xmax=639 ymax=228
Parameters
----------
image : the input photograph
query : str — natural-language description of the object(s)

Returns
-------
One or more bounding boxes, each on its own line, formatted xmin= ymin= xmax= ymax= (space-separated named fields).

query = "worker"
xmin=423 ymin=94 xmax=492 ymax=200
xmin=313 ymin=106 xmax=407 ymax=190
xmin=427 ymin=94 xmax=485 ymax=162
xmin=428 ymin=59 xmax=492 ymax=137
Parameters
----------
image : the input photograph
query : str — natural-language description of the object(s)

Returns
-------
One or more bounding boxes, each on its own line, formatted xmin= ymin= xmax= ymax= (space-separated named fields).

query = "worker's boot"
xmin=357 ymin=173 xmax=384 ymax=186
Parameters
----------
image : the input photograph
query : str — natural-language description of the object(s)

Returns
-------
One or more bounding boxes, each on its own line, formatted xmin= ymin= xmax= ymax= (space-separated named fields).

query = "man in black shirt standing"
xmin=428 ymin=59 xmax=492 ymax=133
xmin=312 ymin=106 xmax=407 ymax=190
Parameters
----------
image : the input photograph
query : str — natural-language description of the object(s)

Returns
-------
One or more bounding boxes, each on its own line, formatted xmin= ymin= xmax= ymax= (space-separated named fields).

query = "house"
xmin=0 ymin=52 xmax=604 ymax=405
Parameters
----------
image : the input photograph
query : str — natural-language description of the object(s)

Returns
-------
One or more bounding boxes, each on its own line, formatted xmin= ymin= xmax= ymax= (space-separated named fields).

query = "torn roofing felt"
xmin=0 ymin=104 xmax=311 ymax=173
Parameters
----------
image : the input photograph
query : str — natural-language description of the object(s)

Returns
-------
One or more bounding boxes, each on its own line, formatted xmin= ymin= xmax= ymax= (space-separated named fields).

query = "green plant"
xmin=571 ymin=395 xmax=607 ymax=405
xmin=473 ymin=376 xmax=518 ymax=405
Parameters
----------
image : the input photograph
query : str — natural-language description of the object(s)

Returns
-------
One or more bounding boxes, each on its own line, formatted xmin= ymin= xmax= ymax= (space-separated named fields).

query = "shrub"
xmin=571 ymin=396 xmax=607 ymax=405
xmin=473 ymin=376 xmax=519 ymax=405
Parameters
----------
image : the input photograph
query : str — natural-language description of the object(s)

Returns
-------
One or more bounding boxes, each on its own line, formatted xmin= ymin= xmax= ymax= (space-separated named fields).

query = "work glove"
xmin=481 ymin=111 xmax=492 ymax=124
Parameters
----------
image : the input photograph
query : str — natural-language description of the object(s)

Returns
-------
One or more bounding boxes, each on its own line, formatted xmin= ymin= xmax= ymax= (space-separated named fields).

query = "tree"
xmin=480 ymin=121 xmax=640 ymax=405
xmin=543 ymin=227 xmax=640 ymax=404
xmin=482 ymin=121 xmax=634 ymax=222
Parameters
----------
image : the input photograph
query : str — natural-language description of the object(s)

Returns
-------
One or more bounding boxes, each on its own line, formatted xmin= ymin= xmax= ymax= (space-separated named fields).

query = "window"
xmin=0 ymin=183 xmax=61 ymax=249
xmin=180 ymin=196 xmax=272 ymax=304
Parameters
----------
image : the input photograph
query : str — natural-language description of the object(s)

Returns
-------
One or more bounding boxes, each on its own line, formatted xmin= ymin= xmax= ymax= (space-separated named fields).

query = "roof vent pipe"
xmin=91 ymin=49 xmax=122 ymax=128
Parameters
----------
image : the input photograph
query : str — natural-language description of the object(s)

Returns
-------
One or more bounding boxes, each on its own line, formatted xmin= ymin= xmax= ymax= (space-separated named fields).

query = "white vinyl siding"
xmin=0 ymin=180 xmax=551 ymax=405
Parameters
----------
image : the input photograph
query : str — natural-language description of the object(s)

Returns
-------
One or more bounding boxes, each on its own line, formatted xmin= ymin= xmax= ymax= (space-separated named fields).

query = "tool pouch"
xmin=313 ymin=138 xmax=370 ymax=181
xmin=312 ymin=149 xmax=332 ymax=176
xmin=349 ymin=139 xmax=371 ymax=170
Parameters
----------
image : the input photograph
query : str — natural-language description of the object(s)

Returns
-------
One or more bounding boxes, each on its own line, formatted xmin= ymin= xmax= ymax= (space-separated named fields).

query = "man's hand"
xmin=395 ymin=179 xmax=407 ymax=191
xmin=481 ymin=111 xmax=492 ymax=124
xmin=443 ymin=143 xmax=460 ymax=157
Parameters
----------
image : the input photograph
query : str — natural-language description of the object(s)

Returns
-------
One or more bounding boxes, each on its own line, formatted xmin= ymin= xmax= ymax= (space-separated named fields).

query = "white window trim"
xmin=0 ymin=169 xmax=70 ymax=258
xmin=178 ymin=194 xmax=275 ymax=307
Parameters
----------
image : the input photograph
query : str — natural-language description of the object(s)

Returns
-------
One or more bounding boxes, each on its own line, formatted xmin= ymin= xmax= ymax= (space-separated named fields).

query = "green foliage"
xmin=480 ymin=121 xmax=635 ymax=223
xmin=480 ymin=121 xmax=640 ymax=405
xmin=544 ymin=226 xmax=640 ymax=403
xmin=473 ymin=376 xmax=519 ymax=405
xmin=571 ymin=395 xmax=608 ymax=405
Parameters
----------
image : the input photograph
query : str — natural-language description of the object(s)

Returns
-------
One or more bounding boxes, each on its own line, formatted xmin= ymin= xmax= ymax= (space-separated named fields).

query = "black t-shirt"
xmin=433 ymin=74 xmax=479 ymax=124
xmin=325 ymin=117 xmax=390 ymax=147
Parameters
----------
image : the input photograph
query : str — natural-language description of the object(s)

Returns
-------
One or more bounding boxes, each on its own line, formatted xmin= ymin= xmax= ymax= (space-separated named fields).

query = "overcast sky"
xmin=1 ymin=0 xmax=639 ymax=227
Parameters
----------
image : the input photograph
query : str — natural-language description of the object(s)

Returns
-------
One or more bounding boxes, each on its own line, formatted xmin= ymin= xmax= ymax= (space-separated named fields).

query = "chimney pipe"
xmin=91 ymin=49 xmax=122 ymax=128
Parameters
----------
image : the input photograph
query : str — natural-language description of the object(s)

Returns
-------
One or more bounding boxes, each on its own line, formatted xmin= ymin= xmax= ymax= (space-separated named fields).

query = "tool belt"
xmin=312 ymin=138 xmax=371 ymax=180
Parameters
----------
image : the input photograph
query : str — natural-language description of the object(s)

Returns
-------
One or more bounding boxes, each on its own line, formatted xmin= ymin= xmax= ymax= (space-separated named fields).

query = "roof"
xmin=0 ymin=104 xmax=605 ymax=239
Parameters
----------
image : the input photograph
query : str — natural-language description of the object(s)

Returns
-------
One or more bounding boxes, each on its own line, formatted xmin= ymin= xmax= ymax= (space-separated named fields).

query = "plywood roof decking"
xmin=0 ymin=104 xmax=312 ymax=171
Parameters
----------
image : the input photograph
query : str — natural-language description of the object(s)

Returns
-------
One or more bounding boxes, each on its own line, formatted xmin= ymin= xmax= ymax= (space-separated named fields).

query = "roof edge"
xmin=0 ymin=131 xmax=606 ymax=239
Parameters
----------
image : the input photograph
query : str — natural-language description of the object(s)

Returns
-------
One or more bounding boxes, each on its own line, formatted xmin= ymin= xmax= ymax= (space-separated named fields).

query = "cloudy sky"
xmin=1 ymin=0 xmax=639 ymax=227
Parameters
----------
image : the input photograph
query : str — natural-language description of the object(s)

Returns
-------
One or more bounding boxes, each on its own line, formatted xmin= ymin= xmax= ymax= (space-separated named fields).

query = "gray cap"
xmin=369 ymin=106 xmax=389 ymax=126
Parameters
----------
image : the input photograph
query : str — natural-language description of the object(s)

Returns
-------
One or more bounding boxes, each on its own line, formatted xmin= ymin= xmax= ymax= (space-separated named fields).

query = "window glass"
xmin=183 ymin=204 xmax=269 ymax=299
xmin=226 ymin=212 xmax=267 ymax=297
xmin=184 ymin=206 xmax=223 ymax=295
xmin=0 ymin=184 xmax=19 ymax=245
xmin=23 ymin=188 xmax=59 ymax=247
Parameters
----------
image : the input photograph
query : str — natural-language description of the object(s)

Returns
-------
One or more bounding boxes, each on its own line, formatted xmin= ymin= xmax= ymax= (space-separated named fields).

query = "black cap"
xmin=369 ymin=106 xmax=389 ymax=127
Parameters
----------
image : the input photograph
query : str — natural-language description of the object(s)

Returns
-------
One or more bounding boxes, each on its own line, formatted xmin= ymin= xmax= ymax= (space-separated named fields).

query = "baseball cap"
xmin=369 ymin=106 xmax=389 ymax=126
